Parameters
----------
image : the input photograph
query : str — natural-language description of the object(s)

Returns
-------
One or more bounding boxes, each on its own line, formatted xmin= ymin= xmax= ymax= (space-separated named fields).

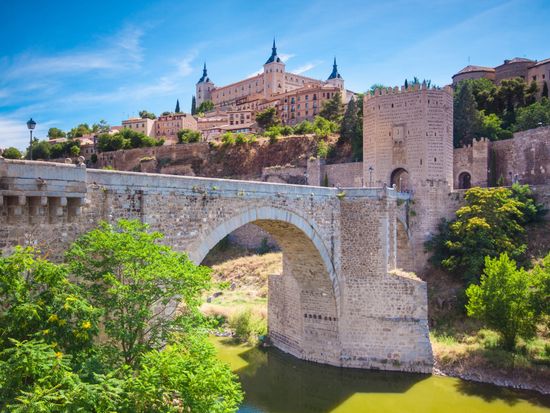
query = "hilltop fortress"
xmin=196 ymin=40 xmax=353 ymax=126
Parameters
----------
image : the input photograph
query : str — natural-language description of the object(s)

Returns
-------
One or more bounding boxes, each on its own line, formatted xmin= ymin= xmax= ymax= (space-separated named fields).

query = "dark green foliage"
xmin=454 ymin=81 xmax=480 ymax=147
xmin=26 ymin=139 xmax=51 ymax=160
xmin=175 ymin=99 xmax=181 ymax=113
xmin=178 ymin=128 xmax=201 ymax=143
xmin=50 ymin=139 xmax=81 ymax=159
xmin=368 ymin=84 xmax=387 ymax=95
xmin=197 ymin=100 xmax=215 ymax=114
xmin=91 ymin=153 xmax=98 ymax=163
xmin=191 ymin=95 xmax=197 ymax=115
xmin=255 ymin=107 xmax=280 ymax=130
xmin=514 ymin=97 xmax=550 ymax=131
xmin=1 ymin=147 xmax=22 ymax=159
xmin=426 ymin=184 xmax=545 ymax=283
xmin=0 ymin=222 xmax=243 ymax=411
xmin=67 ymin=123 xmax=92 ymax=139
xmin=47 ymin=127 xmax=66 ymax=139
xmin=404 ymin=76 xmax=434 ymax=89
xmin=97 ymin=129 xmax=161 ymax=152
xmin=138 ymin=110 xmax=156 ymax=120
xmin=466 ymin=253 xmax=546 ymax=350
xmin=319 ymin=91 xmax=343 ymax=123
xmin=543 ymin=81 xmax=549 ymax=99
xmin=256 ymin=238 xmax=271 ymax=255
xmin=339 ymin=97 xmax=363 ymax=160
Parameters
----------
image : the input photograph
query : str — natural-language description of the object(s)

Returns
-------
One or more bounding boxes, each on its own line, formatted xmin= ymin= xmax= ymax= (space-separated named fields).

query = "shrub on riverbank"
xmin=229 ymin=309 xmax=267 ymax=344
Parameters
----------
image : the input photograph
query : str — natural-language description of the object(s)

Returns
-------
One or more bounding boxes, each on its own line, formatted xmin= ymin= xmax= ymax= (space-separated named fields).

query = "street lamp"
xmin=27 ymin=118 xmax=36 ymax=160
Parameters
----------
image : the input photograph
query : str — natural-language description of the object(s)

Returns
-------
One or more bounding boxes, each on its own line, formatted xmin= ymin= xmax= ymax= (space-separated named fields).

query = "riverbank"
xmin=201 ymin=242 xmax=550 ymax=396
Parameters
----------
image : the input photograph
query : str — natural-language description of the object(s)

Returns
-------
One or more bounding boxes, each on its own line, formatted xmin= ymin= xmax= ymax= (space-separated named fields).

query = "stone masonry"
xmin=0 ymin=158 xmax=432 ymax=373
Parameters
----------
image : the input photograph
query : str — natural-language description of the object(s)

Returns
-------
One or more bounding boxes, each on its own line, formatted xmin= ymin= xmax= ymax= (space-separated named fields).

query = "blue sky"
xmin=1 ymin=0 xmax=549 ymax=149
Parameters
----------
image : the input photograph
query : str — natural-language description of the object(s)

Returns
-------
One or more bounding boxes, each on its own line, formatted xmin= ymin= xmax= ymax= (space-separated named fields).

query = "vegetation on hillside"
xmin=97 ymin=129 xmax=164 ymax=152
xmin=426 ymin=184 xmax=545 ymax=283
xmin=454 ymin=77 xmax=548 ymax=147
xmin=0 ymin=220 xmax=243 ymax=412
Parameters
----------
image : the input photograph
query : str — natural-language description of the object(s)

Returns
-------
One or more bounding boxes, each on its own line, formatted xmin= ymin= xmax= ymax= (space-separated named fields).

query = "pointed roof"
xmin=197 ymin=62 xmax=211 ymax=83
xmin=265 ymin=38 xmax=282 ymax=64
xmin=328 ymin=57 xmax=342 ymax=80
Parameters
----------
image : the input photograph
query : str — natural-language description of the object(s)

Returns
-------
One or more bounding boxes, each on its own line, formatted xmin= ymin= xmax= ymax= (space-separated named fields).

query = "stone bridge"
xmin=0 ymin=158 xmax=432 ymax=373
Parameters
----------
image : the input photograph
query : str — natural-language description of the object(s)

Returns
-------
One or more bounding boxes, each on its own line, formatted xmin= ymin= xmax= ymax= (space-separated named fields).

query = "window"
xmin=533 ymin=76 xmax=537 ymax=81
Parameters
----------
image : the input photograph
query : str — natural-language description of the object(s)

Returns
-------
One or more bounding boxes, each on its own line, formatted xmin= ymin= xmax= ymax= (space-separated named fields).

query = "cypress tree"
xmin=340 ymin=99 xmax=358 ymax=144
xmin=543 ymin=81 xmax=549 ymax=99
xmin=191 ymin=96 xmax=197 ymax=115
xmin=454 ymin=81 xmax=480 ymax=147
xmin=175 ymin=99 xmax=181 ymax=113
xmin=404 ymin=79 xmax=408 ymax=89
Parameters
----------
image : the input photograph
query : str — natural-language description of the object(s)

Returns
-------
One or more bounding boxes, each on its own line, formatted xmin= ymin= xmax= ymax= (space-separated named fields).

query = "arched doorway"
xmin=390 ymin=168 xmax=410 ymax=192
xmin=458 ymin=172 xmax=472 ymax=189
xmin=192 ymin=207 xmax=340 ymax=363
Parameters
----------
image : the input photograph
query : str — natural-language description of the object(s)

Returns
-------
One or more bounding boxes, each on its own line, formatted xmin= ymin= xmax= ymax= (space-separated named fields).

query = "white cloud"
xmin=246 ymin=69 xmax=263 ymax=78
xmin=2 ymin=26 xmax=144 ymax=81
xmin=279 ymin=53 xmax=295 ymax=63
xmin=291 ymin=62 xmax=317 ymax=75
xmin=0 ymin=116 xmax=56 ymax=150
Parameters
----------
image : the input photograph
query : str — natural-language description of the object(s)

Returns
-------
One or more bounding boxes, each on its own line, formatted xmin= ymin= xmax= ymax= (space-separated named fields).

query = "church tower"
xmin=263 ymin=39 xmax=286 ymax=99
xmin=196 ymin=63 xmax=215 ymax=107
xmin=326 ymin=57 xmax=345 ymax=92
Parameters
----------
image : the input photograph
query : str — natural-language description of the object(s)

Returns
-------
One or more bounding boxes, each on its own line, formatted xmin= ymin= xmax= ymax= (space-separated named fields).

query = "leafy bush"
xmin=221 ymin=132 xmax=236 ymax=145
xmin=466 ymin=253 xmax=545 ymax=350
xmin=426 ymin=184 xmax=545 ymax=282
xmin=317 ymin=139 xmax=329 ymax=159
xmin=235 ymin=133 xmax=247 ymax=145
xmin=178 ymin=128 xmax=201 ymax=143
xmin=0 ymin=221 xmax=243 ymax=412
xmin=1 ymin=147 xmax=22 ymax=159
xmin=293 ymin=120 xmax=315 ymax=135
xmin=229 ymin=309 xmax=266 ymax=344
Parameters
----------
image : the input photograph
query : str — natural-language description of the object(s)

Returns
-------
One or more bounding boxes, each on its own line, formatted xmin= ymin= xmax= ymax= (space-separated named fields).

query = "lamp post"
xmin=26 ymin=118 xmax=36 ymax=160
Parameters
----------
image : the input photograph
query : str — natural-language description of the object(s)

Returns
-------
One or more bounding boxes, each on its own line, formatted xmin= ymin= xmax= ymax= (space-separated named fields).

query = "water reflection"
xmin=212 ymin=337 xmax=550 ymax=413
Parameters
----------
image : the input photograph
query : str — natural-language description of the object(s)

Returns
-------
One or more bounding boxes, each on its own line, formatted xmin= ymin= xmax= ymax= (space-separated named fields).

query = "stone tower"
xmin=326 ymin=57 xmax=345 ymax=93
xmin=363 ymin=84 xmax=455 ymax=272
xmin=196 ymin=63 xmax=215 ymax=107
xmin=263 ymin=39 xmax=286 ymax=99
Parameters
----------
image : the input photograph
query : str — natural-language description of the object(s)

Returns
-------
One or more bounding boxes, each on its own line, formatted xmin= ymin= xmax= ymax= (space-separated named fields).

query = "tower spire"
xmin=198 ymin=62 xmax=210 ymax=83
xmin=265 ymin=38 xmax=281 ymax=64
xmin=328 ymin=57 xmax=342 ymax=80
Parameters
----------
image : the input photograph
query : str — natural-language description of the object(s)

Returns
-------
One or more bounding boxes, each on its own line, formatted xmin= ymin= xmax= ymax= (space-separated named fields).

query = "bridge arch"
xmin=190 ymin=206 xmax=341 ymax=361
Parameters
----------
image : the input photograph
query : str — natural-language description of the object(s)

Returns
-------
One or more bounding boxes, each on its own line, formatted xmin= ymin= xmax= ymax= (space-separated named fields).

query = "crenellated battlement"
xmin=364 ymin=83 xmax=453 ymax=101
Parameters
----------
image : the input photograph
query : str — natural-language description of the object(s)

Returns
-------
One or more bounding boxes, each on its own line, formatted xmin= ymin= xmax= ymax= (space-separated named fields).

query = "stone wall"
xmin=491 ymin=126 xmax=550 ymax=186
xmin=0 ymin=158 xmax=432 ymax=373
xmin=94 ymin=135 xmax=318 ymax=181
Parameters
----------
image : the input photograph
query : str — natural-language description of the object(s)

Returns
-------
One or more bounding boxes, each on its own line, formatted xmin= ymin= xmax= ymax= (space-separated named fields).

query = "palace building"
xmin=196 ymin=40 xmax=354 ymax=125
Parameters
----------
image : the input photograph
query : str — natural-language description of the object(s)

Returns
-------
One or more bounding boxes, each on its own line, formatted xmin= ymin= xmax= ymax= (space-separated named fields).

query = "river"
xmin=211 ymin=336 xmax=550 ymax=413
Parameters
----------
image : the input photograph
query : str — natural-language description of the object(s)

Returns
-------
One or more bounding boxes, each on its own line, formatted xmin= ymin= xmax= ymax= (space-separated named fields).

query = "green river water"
xmin=211 ymin=336 xmax=550 ymax=413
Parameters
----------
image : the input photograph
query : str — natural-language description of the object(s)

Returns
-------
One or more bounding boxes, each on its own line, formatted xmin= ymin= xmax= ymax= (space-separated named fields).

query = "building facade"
xmin=452 ymin=56 xmax=550 ymax=94
xmin=196 ymin=41 xmax=352 ymax=126
xmin=121 ymin=118 xmax=156 ymax=137
xmin=155 ymin=113 xmax=198 ymax=144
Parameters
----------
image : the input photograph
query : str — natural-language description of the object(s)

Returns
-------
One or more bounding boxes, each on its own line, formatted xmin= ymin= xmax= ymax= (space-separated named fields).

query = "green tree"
xmin=339 ymin=97 xmax=363 ymax=160
xmin=255 ymin=107 xmax=280 ymax=130
xmin=92 ymin=120 xmax=110 ymax=134
xmin=1 ymin=147 xmax=22 ymax=159
xmin=454 ymin=81 xmax=481 ymax=147
xmin=47 ymin=127 xmax=66 ymax=139
xmin=27 ymin=139 xmax=51 ymax=160
xmin=543 ymin=81 xmax=549 ymax=99
xmin=319 ymin=91 xmax=343 ymax=123
xmin=178 ymin=128 xmax=202 ymax=143
xmin=466 ymin=253 xmax=542 ymax=350
xmin=514 ymin=98 xmax=550 ymax=131
xmin=175 ymin=99 xmax=181 ymax=113
xmin=426 ymin=184 xmax=545 ymax=282
xmin=67 ymin=123 xmax=92 ymax=139
xmin=70 ymin=145 xmax=80 ymax=156
xmin=139 ymin=110 xmax=156 ymax=120
xmin=197 ymin=100 xmax=215 ymax=114
xmin=66 ymin=220 xmax=211 ymax=365
xmin=369 ymin=84 xmax=387 ymax=95
xmin=97 ymin=133 xmax=126 ymax=152
xmin=191 ymin=95 xmax=197 ymax=115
